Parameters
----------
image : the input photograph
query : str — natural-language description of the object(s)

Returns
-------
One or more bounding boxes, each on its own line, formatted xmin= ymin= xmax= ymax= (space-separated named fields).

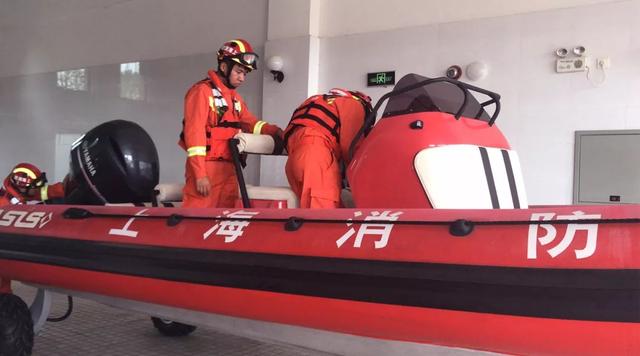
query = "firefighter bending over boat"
xmin=179 ymin=39 xmax=284 ymax=208
xmin=0 ymin=163 xmax=65 ymax=206
xmin=284 ymin=88 xmax=372 ymax=208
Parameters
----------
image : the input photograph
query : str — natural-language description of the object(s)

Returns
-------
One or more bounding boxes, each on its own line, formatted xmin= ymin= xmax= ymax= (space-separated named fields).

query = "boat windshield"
xmin=381 ymin=74 xmax=491 ymax=122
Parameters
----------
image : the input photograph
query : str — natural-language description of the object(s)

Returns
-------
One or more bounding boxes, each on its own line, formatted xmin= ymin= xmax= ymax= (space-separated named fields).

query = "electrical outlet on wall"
xmin=556 ymin=57 xmax=590 ymax=73
xmin=596 ymin=57 xmax=611 ymax=69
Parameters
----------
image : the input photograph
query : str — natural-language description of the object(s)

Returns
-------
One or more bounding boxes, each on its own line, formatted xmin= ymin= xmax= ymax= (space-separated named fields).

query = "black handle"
xmin=228 ymin=138 xmax=251 ymax=208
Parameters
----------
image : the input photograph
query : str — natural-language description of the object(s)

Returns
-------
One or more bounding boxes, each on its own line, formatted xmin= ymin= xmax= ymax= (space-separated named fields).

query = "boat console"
xmin=347 ymin=74 xmax=528 ymax=209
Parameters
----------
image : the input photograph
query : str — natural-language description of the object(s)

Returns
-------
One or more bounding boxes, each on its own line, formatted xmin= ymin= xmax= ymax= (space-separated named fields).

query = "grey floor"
xmin=13 ymin=283 xmax=335 ymax=356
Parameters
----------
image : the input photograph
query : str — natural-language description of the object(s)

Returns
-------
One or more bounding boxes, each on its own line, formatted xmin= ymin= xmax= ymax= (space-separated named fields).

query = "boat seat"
xmin=244 ymin=185 xmax=299 ymax=208
xmin=155 ymin=183 xmax=184 ymax=207
xmin=154 ymin=183 xmax=298 ymax=208
xmin=414 ymin=144 xmax=528 ymax=209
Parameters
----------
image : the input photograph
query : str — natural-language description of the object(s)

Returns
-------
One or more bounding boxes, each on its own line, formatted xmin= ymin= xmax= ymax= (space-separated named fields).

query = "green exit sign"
xmin=367 ymin=71 xmax=395 ymax=87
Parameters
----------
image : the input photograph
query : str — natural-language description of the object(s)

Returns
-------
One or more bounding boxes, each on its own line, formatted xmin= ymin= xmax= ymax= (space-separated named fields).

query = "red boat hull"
xmin=1 ymin=204 xmax=639 ymax=354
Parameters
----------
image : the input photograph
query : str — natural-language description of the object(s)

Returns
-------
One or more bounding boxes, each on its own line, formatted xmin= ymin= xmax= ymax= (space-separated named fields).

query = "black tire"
xmin=150 ymin=317 xmax=196 ymax=337
xmin=0 ymin=293 xmax=34 ymax=356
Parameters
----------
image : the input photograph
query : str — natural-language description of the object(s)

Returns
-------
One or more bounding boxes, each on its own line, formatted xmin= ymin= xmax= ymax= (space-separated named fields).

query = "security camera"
xmin=445 ymin=65 xmax=462 ymax=80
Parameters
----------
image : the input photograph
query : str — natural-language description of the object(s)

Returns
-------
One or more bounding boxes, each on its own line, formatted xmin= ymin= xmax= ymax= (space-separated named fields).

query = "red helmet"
xmin=8 ymin=163 xmax=47 ymax=192
xmin=217 ymin=39 xmax=259 ymax=71
xmin=349 ymin=90 xmax=372 ymax=107
xmin=328 ymin=88 xmax=373 ymax=116
xmin=329 ymin=88 xmax=371 ymax=104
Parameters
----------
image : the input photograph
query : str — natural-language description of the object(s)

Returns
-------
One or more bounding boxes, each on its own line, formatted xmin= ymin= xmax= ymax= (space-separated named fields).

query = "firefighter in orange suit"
xmin=179 ymin=39 xmax=284 ymax=208
xmin=284 ymin=89 xmax=372 ymax=208
xmin=0 ymin=162 xmax=65 ymax=206
xmin=0 ymin=162 xmax=66 ymax=293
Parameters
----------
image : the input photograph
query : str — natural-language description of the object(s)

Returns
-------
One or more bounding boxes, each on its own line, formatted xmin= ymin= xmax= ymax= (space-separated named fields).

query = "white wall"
xmin=318 ymin=0 xmax=622 ymax=37
xmin=267 ymin=0 xmax=320 ymax=39
xmin=0 ymin=0 xmax=269 ymax=78
xmin=319 ymin=0 xmax=640 ymax=204
xmin=260 ymin=36 xmax=320 ymax=186
xmin=5 ymin=0 xmax=590 ymax=76
xmin=260 ymin=0 xmax=322 ymax=186
xmin=0 ymin=0 xmax=268 ymax=185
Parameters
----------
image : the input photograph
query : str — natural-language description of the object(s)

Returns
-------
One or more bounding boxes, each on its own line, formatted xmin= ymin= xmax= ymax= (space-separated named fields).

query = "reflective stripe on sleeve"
xmin=40 ymin=186 xmax=48 ymax=201
xmin=253 ymin=121 xmax=267 ymax=134
xmin=187 ymin=146 xmax=207 ymax=157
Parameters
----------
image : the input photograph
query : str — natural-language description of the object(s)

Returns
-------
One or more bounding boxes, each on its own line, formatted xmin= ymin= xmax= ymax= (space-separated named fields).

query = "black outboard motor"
xmin=64 ymin=120 xmax=159 ymax=205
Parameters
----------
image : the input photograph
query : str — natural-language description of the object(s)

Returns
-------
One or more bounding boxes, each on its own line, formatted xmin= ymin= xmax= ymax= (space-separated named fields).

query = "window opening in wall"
xmin=120 ymin=61 xmax=144 ymax=100
xmin=55 ymin=133 xmax=83 ymax=181
xmin=56 ymin=69 xmax=87 ymax=91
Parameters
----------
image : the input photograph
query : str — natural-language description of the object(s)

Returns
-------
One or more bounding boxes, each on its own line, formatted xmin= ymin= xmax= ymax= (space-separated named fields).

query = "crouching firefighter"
xmin=0 ymin=162 xmax=65 ymax=207
xmin=284 ymin=88 xmax=372 ymax=208
xmin=179 ymin=39 xmax=284 ymax=208
xmin=0 ymin=162 xmax=66 ymax=293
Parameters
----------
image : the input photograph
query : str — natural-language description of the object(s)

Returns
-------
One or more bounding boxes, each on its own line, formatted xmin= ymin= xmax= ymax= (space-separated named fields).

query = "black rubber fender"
xmin=0 ymin=293 xmax=34 ymax=356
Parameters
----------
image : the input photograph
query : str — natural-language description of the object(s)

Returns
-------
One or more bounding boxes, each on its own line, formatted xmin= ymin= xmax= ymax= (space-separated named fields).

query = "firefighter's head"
xmin=217 ymin=39 xmax=259 ymax=89
xmin=6 ymin=163 xmax=47 ymax=196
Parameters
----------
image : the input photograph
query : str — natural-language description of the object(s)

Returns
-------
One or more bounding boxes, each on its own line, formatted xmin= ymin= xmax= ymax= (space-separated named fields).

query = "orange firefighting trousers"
xmin=182 ymin=160 xmax=239 ymax=208
xmin=285 ymin=128 xmax=341 ymax=208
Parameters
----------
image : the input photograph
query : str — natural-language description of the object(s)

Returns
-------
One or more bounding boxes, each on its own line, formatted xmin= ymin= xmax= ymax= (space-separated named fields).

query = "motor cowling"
xmin=64 ymin=120 xmax=159 ymax=205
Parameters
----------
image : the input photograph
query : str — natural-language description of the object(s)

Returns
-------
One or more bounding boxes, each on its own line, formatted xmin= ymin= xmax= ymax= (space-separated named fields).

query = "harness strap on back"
xmin=285 ymin=100 xmax=342 ymax=145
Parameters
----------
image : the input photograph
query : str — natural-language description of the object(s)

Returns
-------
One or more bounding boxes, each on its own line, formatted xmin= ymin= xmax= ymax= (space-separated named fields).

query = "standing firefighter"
xmin=284 ymin=88 xmax=372 ymax=208
xmin=180 ymin=39 xmax=283 ymax=208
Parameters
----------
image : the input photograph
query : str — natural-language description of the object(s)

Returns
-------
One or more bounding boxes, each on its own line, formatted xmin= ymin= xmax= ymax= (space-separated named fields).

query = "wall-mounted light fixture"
xmin=465 ymin=61 xmax=489 ymax=81
xmin=572 ymin=46 xmax=586 ymax=57
xmin=555 ymin=47 xmax=569 ymax=58
xmin=267 ymin=56 xmax=284 ymax=83
xmin=555 ymin=45 xmax=588 ymax=73
xmin=555 ymin=46 xmax=586 ymax=58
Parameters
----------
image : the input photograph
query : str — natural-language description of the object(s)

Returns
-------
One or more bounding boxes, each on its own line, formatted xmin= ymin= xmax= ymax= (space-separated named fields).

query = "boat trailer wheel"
xmin=150 ymin=317 xmax=197 ymax=337
xmin=0 ymin=293 xmax=34 ymax=356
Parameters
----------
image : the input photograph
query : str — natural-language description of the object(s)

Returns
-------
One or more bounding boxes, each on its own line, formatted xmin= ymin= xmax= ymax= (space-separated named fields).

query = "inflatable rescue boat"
xmin=0 ymin=74 xmax=638 ymax=355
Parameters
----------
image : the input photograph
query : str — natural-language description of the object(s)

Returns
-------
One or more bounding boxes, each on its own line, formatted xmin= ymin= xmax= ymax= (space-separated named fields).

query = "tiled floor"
xmin=13 ymin=283 xmax=335 ymax=356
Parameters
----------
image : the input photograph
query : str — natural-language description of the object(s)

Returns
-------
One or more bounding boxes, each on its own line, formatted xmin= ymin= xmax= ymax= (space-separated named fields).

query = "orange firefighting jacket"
xmin=179 ymin=70 xmax=279 ymax=180
xmin=0 ymin=180 xmax=65 ymax=206
xmin=284 ymin=93 xmax=366 ymax=161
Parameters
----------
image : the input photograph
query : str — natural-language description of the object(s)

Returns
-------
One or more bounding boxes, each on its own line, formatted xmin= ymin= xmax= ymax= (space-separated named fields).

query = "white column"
xmin=260 ymin=0 xmax=321 ymax=186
